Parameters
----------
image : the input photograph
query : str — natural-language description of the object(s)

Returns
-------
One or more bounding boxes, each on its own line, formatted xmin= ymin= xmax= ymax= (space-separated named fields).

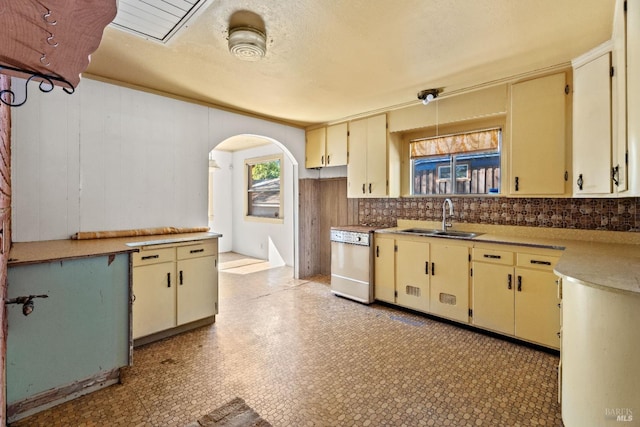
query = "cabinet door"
xmin=395 ymin=239 xmax=430 ymax=312
xmin=514 ymin=268 xmax=560 ymax=348
xmin=430 ymin=242 xmax=470 ymax=322
xmin=573 ymin=53 xmax=613 ymax=195
xmin=326 ymin=122 xmax=348 ymax=167
xmin=374 ymin=236 xmax=396 ymax=303
xmin=366 ymin=114 xmax=388 ymax=197
xmin=347 ymin=118 xmax=368 ymax=197
xmin=472 ymin=262 xmax=514 ymax=335
xmin=510 ymin=72 xmax=568 ymax=195
xmin=132 ymin=262 xmax=176 ymax=339
xmin=305 ymin=127 xmax=326 ymax=168
xmin=177 ymin=255 xmax=218 ymax=325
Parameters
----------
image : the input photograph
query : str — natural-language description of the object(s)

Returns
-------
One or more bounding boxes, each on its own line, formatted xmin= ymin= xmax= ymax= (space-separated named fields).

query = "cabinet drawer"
xmin=517 ymin=253 xmax=559 ymax=271
xmin=133 ymin=247 xmax=175 ymax=266
xmin=177 ymin=242 xmax=217 ymax=260
xmin=472 ymin=248 xmax=514 ymax=265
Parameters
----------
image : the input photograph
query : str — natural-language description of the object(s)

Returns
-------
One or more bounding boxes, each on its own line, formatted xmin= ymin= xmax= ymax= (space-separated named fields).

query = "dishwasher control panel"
xmin=330 ymin=230 xmax=371 ymax=246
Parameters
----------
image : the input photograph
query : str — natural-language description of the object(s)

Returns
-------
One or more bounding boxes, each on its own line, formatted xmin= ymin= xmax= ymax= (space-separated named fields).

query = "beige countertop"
xmin=380 ymin=220 xmax=640 ymax=296
xmin=8 ymin=232 xmax=222 ymax=266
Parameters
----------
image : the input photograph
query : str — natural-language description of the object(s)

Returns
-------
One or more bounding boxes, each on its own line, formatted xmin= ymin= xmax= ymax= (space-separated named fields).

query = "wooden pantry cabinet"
xmin=132 ymin=239 xmax=218 ymax=344
xmin=472 ymin=243 xmax=561 ymax=349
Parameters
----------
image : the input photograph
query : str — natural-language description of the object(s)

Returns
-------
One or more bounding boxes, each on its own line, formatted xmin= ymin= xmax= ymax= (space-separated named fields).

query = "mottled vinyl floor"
xmin=11 ymin=252 xmax=562 ymax=426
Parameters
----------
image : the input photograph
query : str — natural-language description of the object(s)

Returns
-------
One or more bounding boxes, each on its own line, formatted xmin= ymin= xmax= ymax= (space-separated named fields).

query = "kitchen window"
xmin=245 ymin=155 xmax=283 ymax=222
xmin=410 ymin=128 xmax=501 ymax=195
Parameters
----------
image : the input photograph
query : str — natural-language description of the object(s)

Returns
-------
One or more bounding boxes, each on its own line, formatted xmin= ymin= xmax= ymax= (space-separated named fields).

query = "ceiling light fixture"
xmin=228 ymin=27 xmax=266 ymax=61
xmin=417 ymin=88 xmax=441 ymax=105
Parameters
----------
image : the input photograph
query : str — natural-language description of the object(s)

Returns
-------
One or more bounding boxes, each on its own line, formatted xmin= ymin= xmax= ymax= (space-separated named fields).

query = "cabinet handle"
xmin=577 ymin=174 xmax=583 ymax=190
xmin=431 ymin=262 xmax=435 ymax=276
xmin=484 ymin=254 xmax=501 ymax=259
xmin=362 ymin=183 xmax=365 ymax=194
xmin=557 ymin=332 xmax=561 ymax=338
xmin=190 ymin=249 xmax=205 ymax=254
xmin=327 ymin=155 xmax=330 ymax=165
xmin=530 ymin=260 xmax=551 ymax=266
xmin=507 ymin=274 xmax=512 ymax=290
xmin=167 ymin=272 xmax=171 ymax=288
xmin=517 ymin=275 xmax=522 ymax=292
xmin=369 ymin=183 xmax=372 ymax=193
xmin=612 ymin=165 xmax=620 ymax=187
xmin=425 ymin=261 xmax=429 ymax=275
xmin=515 ymin=176 xmax=519 ymax=192
xmin=321 ymin=155 xmax=325 ymax=165
xmin=141 ymin=255 xmax=159 ymax=260
xmin=376 ymin=246 xmax=379 ymax=257
xmin=179 ymin=270 xmax=183 ymax=285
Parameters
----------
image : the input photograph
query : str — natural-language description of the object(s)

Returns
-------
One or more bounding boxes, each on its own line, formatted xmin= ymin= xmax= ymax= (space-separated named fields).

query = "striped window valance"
xmin=410 ymin=128 xmax=501 ymax=158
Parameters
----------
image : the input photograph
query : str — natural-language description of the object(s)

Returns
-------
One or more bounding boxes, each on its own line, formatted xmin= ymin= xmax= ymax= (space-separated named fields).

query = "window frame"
xmin=406 ymin=125 xmax=503 ymax=196
xmin=244 ymin=154 xmax=284 ymax=224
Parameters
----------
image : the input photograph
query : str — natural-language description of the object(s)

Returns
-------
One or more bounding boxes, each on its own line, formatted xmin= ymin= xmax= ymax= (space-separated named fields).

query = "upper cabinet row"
xmin=305 ymin=0 xmax=638 ymax=198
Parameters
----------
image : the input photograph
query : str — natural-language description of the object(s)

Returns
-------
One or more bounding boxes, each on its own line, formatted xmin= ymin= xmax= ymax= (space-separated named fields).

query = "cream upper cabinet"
xmin=373 ymin=234 xmax=396 ymax=303
xmin=509 ymin=72 xmax=569 ymax=196
xmin=325 ymin=122 xmax=348 ymax=167
xmin=395 ymin=238 xmax=430 ymax=312
xmin=572 ymin=52 xmax=614 ymax=195
xmin=305 ymin=127 xmax=326 ymax=168
xmin=429 ymin=241 xmax=470 ymax=323
xmin=347 ymin=113 xmax=398 ymax=198
xmin=305 ymin=124 xmax=348 ymax=168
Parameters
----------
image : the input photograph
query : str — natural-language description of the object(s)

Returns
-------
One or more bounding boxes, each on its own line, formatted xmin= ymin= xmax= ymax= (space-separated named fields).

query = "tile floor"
xmin=11 ymin=253 xmax=562 ymax=426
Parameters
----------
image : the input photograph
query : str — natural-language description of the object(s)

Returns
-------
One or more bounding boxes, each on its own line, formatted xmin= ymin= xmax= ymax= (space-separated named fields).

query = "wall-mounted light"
xmin=5 ymin=294 xmax=49 ymax=316
xmin=417 ymin=88 xmax=441 ymax=105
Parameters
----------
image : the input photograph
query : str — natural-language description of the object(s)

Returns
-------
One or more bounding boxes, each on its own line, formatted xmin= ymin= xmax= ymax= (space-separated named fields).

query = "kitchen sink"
xmin=397 ymin=228 xmax=481 ymax=239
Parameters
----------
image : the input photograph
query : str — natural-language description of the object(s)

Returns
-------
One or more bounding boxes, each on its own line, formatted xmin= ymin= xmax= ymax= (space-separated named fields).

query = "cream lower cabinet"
xmin=429 ymin=241 xmax=470 ymax=323
xmin=472 ymin=244 xmax=561 ymax=349
xmin=133 ymin=239 xmax=218 ymax=341
xmin=395 ymin=239 xmax=430 ymax=312
xmin=373 ymin=234 xmax=396 ymax=303
xmin=374 ymin=234 xmax=470 ymax=322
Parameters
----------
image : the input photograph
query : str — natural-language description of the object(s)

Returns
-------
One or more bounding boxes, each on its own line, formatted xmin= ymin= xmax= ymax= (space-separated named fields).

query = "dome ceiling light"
xmin=228 ymin=26 xmax=266 ymax=61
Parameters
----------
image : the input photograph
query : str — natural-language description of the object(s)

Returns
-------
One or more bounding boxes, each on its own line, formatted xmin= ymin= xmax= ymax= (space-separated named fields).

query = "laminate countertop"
xmin=8 ymin=232 xmax=222 ymax=266
xmin=381 ymin=220 xmax=640 ymax=296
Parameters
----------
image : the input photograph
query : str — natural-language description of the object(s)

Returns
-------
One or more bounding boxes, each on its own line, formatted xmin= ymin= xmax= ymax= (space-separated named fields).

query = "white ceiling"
xmin=87 ymin=0 xmax=616 ymax=128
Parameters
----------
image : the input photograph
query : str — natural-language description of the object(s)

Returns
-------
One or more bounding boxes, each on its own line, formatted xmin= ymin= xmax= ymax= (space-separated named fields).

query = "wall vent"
xmin=111 ymin=0 xmax=209 ymax=43
xmin=439 ymin=293 xmax=456 ymax=305
xmin=406 ymin=286 xmax=421 ymax=297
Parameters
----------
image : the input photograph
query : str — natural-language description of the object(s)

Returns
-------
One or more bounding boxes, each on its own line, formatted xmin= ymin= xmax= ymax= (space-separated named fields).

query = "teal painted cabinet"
xmin=6 ymin=253 xmax=131 ymax=419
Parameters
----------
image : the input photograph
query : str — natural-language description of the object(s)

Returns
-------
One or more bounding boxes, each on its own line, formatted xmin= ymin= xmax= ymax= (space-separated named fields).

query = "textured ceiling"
xmin=86 ymin=0 xmax=616 ymax=127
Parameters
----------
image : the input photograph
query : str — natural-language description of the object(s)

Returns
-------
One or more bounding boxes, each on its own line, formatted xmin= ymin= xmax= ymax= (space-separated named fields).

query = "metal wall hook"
xmin=40 ymin=54 xmax=50 ymax=66
xmin=43 ymin=10 xmax=57 ymax=25
xmin=46 ymin=32 xmax=59 ymax=47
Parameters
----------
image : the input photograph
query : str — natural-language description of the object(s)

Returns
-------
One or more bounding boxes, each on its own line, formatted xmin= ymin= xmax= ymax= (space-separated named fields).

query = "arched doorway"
xmin=208 ymin=134 xmax=299 ymax=278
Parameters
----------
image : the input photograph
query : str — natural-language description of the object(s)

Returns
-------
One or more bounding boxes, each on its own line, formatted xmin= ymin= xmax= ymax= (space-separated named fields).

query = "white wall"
xmin=208 ymin=150 xmax=233 ymax=252
xmin=11 ymin=78 xmax=306 ymax=249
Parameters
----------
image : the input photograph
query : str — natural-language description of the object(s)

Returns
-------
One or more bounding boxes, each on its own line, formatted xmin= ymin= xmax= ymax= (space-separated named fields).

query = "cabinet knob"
xmin=577 ymin=174 xmax=583 ymax=190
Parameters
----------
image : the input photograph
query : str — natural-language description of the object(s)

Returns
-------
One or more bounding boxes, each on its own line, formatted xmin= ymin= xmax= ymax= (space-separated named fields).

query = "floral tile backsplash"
xmin=358 ymin=197 xmax=640 ymax=232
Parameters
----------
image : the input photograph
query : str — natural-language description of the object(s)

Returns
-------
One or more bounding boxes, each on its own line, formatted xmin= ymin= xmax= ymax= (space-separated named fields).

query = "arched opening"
xmin=208 ymin=134 xmax=299 ymax=278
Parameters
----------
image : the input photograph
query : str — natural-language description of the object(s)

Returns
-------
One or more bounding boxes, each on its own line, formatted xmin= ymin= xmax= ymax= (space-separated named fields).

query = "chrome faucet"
xmin=442 ymin=198 xmax=454 ymax=231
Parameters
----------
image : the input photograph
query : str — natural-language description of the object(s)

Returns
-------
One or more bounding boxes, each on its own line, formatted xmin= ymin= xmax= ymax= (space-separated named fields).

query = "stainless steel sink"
xmin=430 ymin=230 xmax=480 ymax=238
xmin=397 ymin=228 xmax=481 ymax=239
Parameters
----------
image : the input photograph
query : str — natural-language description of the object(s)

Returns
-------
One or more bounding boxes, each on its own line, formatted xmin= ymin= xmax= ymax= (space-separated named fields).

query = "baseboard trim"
xmin=7 ymin=368 xmax=121 ymax=423
xmin=133 ymin=316 xmax=215 ymax=347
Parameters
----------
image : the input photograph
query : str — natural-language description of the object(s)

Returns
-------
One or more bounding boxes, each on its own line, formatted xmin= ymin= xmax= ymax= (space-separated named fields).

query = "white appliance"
xmin=330 ymin=226 xmax=375 ymax=304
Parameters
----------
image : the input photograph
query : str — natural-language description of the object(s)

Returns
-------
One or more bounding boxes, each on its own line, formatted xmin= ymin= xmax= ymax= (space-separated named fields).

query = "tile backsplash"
xmin=358 ymin=197 xmax=640 ymax=232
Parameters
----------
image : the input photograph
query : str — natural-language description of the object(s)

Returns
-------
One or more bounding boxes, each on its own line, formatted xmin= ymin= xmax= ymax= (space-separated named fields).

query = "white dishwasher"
xmin=330 ymin=226 xmax=375 ymax=304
